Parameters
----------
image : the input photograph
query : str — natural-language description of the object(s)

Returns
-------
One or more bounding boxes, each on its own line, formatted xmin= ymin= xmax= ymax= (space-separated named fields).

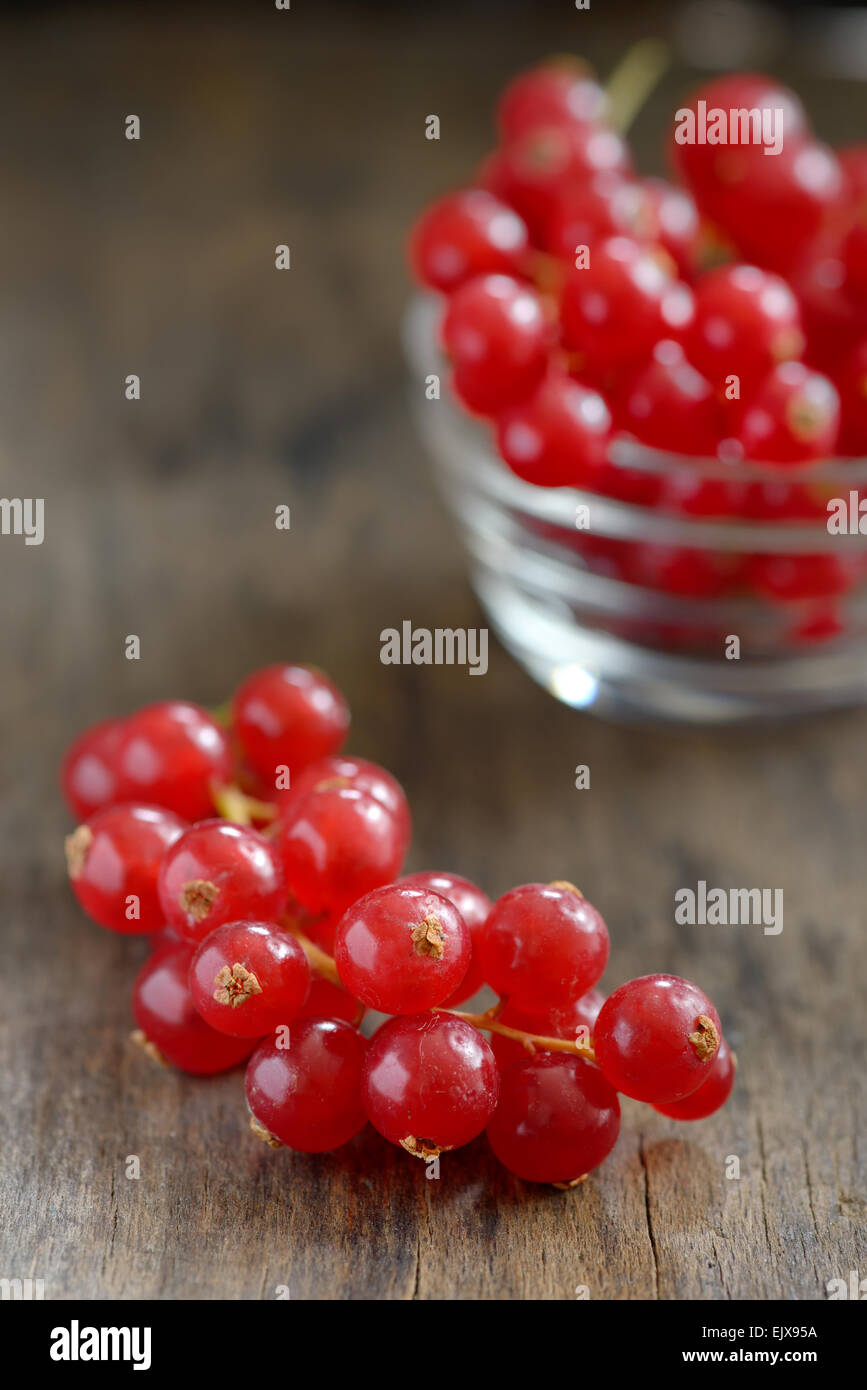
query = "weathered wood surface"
xmin=0 ymin=2 xmax=864 ymax=1300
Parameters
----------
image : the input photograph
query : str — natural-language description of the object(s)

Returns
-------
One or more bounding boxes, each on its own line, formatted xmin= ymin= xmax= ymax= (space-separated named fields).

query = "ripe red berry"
xmin=746 ymin=553 xmax=860 ymax=603
xmin=488 ymin=125 xmax=631 ymax=242
xmin=66 ymin=803 xmax=186 ymax=934
xmin=653 ymin=1036 xmax=736 ymax=1120
xmin=277 ymin=785 xmax=406 ymax=916
xmin=489 ymin=990 xmax=605 ymax=1071
xmin=296 ymin=973 xmax=365 ymax=1027
xmin=441 ymin=274 xmax=549 ymax=416
xmin=114 ymin=701 xmax=232 ymax=822
xmin=737 ymin=361 xmax=840 ymax=463
xmin=791 ymin=234 xmax=866 ymax=374
xmin=594 ymin=974 xmax=722 ymax=1104
xmin=398 ymin=870 xmax=491 ymax=1005
xmin=836 ymin=338 xmax=867 ymax=455
xmin=543 ymin=172 xmax=656 ymax=261
xmin=408 ymin=189 xmax=529 ymax=293
xmin=60 ymin=718 xmax=125 ymax=819
xmin=672 ymin=72 xmax=809 ymax=197
xmin=362 ymin=1012 xmax=499 ymax=1156
xmin=486 ymin=1053 xmax=620 ymax=1184
xmin=641 ymin=178 xmax=701 ymax=280
xmin=496 ymin=371 xmax=612 ymax=487
xmin=189 ymin=920 xmax=311 ymax=1038
xmin=479 ymin=882 xmax=609 ymax=1011
xmin=132 ymin=943 xmax=256 ymax=1075
xmin=158 ymin=819 xmax=288 ymax=943
xmin=560 ymin=237 xmax=694 ymax=373
xmin=278 ymin=754 xmax=411 ymax=847
xmin=232 ymin=664 xmax=350 ymax=787
xmin=626 ymin=542 xmax=741 ymax=599
xmin=688 ymin=264 xmax=805 ymax=398
xmin=334 ymin=883 xmax=471 ymax=1014
xmin=497 ymin=60 xmax=608 ymax=142
xmin=245 ymin=1018 xmax=369 ymax=1152
xmin=719 ymin=141 xmax=845 ymax=275
xmin=618 ymin=339 xmax=720 ymax=455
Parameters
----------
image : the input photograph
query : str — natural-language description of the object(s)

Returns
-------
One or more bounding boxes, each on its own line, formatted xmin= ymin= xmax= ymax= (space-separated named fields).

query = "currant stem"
xmin=212 ymin=783 xmax=278 ymax=826
xmin=440 ymin=1007 xmax=595 ymax=1062
xmin=604 ymin=37 xmax=670 ymax=135
xmin=283 ymin=917 xmax=342 ymax=987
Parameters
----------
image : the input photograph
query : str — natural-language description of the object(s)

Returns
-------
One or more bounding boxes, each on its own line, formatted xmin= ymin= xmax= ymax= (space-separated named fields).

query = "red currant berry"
xmin=66 ymin=803 xmax=186 ymax=934
xmin=688 ymin=265 xmax=805 ymax=395
xmin=158 ymin=819 xmax=288 ymax=943
xmin=836 ymin=338 xmax=867 ymax=455
xmin=277 ymin=785 xmax=406 ymax=916
xmin=497 ymin=60 xmax=608 ymax=142
xmin=132 ymin=943 xmax=256 ymax=1075
xmin=60 ymin=718 xmax=125 ymax=819
xmin=746 ymin=553 xmax=860 ymax=603
xmin=408 ymin=189 xmax=529 ymax=293
xmin=842 ymin=217 xmax=867 ymax=301
xmin=658 ymin=468 xmax=748 ymax=519
xmin=489 ymin=990 xmax=605 ymax=1071
xmin=479 ymin=882 xmax=609 ymax=1011
xmin=232 ymin=664 xmax=350 ymax=785
xmin=114 ymin=701 xmax=232 ymax=822
xmin=641 ymin=178 xmax=701 ymax=280
xmin=398 ymin=870 xmax=491 ymax=1006
xmin=245 ymin=1018 xmax=368 ymax=1152
xmin=278 ymin=754 xmax=411 ymax=847
xmin=560 ymin=237 xmax=694 ymax=373
xmin=720 ymin=140 xmax=845 ymax=275
xmin=653 ymin=1036 xmax=735 ymax=1120
xmin=485 ymin=124 xmax=630 ymax=244
xmin=672 ymin=73 xmax=808 ymax=203
xmin=486 ymin=1053 xmax=620 ymax=1184
xmin=496 ymin=371 xmax=611 ymax=487
xmin=334 ymin=883 xmax=470 ymax=1014
xmin=189 ymin=920 xmax=311 ymax=1038
xmin=792 ymin=235 xmax=865 ymax=374
xmin=441 ymin=274 xmax=548 ymax=416
xmin=594 ymin=973 xmax=722 ymax=1104
xmin=543 ymin=172 xmax=657 ymax=261
xmin=626 ymin=542 xmax=741 ymax=599
xmin=296 ymin=973 xmax=365 ymax=1027
xmin=618 ymin=339 xmax=720 ymax=455
xmin=362 ymin=1012 xmax=499 ymax=1156
xmin=738 ymin=361 xmax=840 ymax=464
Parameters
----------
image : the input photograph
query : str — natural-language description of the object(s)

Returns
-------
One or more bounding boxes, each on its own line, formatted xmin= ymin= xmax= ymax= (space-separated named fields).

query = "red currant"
xmin=485 ymin=125 xmax=630 ymax=244
xmin=66 ymin=803 xmax=186 ymax=934
xmin=489 ymin=990 xmax=605 ymax=1071
xmin=189 ymin=920 xmax=311 ymax=1038
xmin=408 ymin=189 xmax=529 ymax=293
xmin=296 ymin=973 xmax=365 ymax=1027
xmin=334 ymin=883 xmax=470 ymax=1013
xmin=653 ymin=1036 xmax=735 ymax=1120
xmin=746 ymin=553 xmax=860 ymax=604
xmin=688 ymin=264 xmax=805 ymax=396
xmin=836 ymin=338 xmax=867 ymax=455
xmin=543 ymin=172 xmax=656 ymax=261
xmin=157 ymin=819 xmax=288 ymax=943
xmin=486 ymin=1053 xmax=620 ymax=1184
xmin=626 ymin=542 xmax=741 ymax=599
xmin=496 ymin=371 xmax=612 ymax=487
xmin=618 ymin=339 xmax=720 ymax=455
xmin=594 ymin=974 xmax=722 ymax=1104
xmin=479 ymin=882 xmax=609 ymax=1011
xmin=441 ymin=274 xmax=549 ymax=416
xmin=276 ymin=785 xmax=406 ymax=916
xmin=232 ymin=664 xmax=350 ymax=785
xmin=398 ymin=870 xmax=491 ymax=1006
xmin=60 ymin=718 xmax=125 ymax=819
xmin=362 ymin=1012 xmax=499 ymax=1156
xmin=737 ymin=361 xmax=840 ymax=463
xmin=277 ymin=753 xmax=411 ymax=846
xmin=641 ymin=178 xmax=701 ymax=280
xmin=497 ymin=60 xmax=608 ymax=142
xmin=132 ymin=943 xmax=256 ymax=1075
xmin=245 ymin=1018 xmax=368 ymax=1152
xmin=115 ymin=701 xmax=232 ymax=822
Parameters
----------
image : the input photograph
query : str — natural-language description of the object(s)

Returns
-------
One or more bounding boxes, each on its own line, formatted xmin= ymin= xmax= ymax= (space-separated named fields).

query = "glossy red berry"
xmin=672 ymin=72 xmax=808 ymax=201
xmin=158 ymin=819 xmax=288 ymax=943
xmin=479 ymin=882 xmax=609 ymax=1011
xmin=489 ymin=990 xmax=605 ymax=1071
xmin=594 ymin=974 xmax=722 ymax=1104
xmin=277 ymin=785 xmax=406 ymax=916
xmin=560 ymin=237 xmax=694 ymax=373
xmin=334 ymin=883 xmax=470 ymax=1013
xmin=295 ymin=973 xmax=365 ymax=1027
xmin=641 ymin=178 xmax=701 ymax=280
xmin=278 ymin=754 xmax=411 ymax=847
xmin=189 ymin=920 xmax=311 ymax=1038
xmin=487 ymin=1053 xmax=620 ymax=1184
xmin=626 ymin=542 xmax=740 ymax=599
xmin=408 ymin=190 xmax=529 ymax=293
xmin=132 ymin=943 xmax=256 ymax=1075
xmin=497 ymin=60 xmax=608 ymax=142
xmin=688 ymin=265 xmax=805 ymax=395
xmin=746 ymin=553 xmax=860 ymax=603
xmin=653 ymin=1036 xmax=736 ymax=1120
xmin=60 ymin=718 xmax=125 ymax=819
xmin=232 ymin=664 xmax=350 ymax=785
xmin=618 ymin=340 xmax=720 ymax=455
xmin=488 ymin=124 xmax=631 ymax=242
xmin=441 ymin=274 xmax=549 ymax=416
xmin=114 ymin=701 xmax=232 ymax=822
xmin=398 ymin=870 xmax=491 ymax=1005
xmin=836 ymin=338 xmax=867 ymax=455
xmin=245 ymin=1019 xmax=368 ymax=1152
xmin=737 ymin=361 xmax=840 ymax=463
xmin=66 ymin=803 xmax=186 ymax=934
xmin=496 ymin=372 xmax=611 ymax=487
xmin=362 ymin=1012 xmax=499 ymax=1156
xmin=543 ymin=172 xmax=656 ymax=261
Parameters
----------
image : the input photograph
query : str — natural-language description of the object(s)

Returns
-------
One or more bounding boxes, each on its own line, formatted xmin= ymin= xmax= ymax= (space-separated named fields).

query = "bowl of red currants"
xmin=405 ymin=60 xmax=867 ymax=723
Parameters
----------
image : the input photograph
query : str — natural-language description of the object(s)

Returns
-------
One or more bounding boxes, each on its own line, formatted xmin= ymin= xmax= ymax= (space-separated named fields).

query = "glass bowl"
xmin=404 ymin=294 xmax=867 ymax=724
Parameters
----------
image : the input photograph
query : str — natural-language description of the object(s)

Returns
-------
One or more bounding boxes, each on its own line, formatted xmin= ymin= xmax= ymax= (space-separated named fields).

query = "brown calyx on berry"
xmin=249 ymin=1114 xmax=282 ymax=1149
xmin=130 ymin=1029 xmax=169 ymax=1068
xmin=399 ymin=1135 xmax=449 ymax=1160
xmin=688 ymin=1014 xmax=720 ymax=1062
xmin=180 ymin=879 xmax=220 ymax=921
xmin=411 ymin=913 xmax=445 ymax=959
xmin=549 ymin=880 xmax=583 ymax=898
xmin=214 ymin=962 xmax=263 ymax=1008
xmin=552 ymin=1174 xmax=588 ymax=1191
xmin=65 ymin=825 xmax=93 ymax=879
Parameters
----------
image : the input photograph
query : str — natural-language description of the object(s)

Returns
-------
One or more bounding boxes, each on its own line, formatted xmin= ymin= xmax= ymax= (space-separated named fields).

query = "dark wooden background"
xmin=0 ymin=0 xmax=864 ymax=1300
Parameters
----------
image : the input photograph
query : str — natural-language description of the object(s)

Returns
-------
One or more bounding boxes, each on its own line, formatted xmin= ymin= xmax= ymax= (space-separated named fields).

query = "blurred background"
xmin=0 ymin=0 xmax=865 ymax=1300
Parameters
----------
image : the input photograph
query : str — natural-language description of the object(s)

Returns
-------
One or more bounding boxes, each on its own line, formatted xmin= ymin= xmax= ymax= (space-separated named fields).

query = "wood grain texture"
xmin=0 ymin=2 xmax=864 ymax=1301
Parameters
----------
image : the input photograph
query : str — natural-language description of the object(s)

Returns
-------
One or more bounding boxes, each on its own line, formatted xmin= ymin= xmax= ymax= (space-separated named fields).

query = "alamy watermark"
xmin=675 ymin=881 xmax=783 ymax=935
xmin=0 ymin=497 xmax=44 ymax=545
xmin=674 ymin=101 xmax=784 ymax=156
xmin=380 ymin=622 xmax=488 ymax=675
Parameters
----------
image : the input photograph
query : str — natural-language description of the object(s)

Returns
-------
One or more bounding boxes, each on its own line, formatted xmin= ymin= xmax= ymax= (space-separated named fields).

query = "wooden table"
xmin=0 ymin=2 xmax=864 ymax=1300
